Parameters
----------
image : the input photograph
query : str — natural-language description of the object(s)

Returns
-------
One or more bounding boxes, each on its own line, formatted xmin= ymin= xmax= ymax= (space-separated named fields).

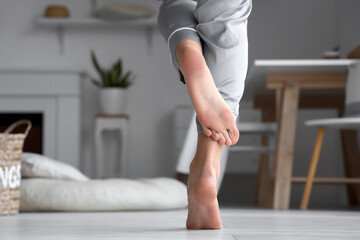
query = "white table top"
xmin=254 ymin=59 xmax=357 ymax=67
xmin=243 ymin=59 xmax=360 ymax=101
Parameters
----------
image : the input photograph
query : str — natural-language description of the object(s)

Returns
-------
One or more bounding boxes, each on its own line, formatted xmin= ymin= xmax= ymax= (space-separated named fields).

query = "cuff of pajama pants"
xmin=168 ymin=28 xmax=202 ymax=84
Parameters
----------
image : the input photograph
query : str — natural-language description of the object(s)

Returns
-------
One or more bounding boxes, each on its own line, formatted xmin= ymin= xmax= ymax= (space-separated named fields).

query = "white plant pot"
xmin=99 ymin=88 xmax=127 ymax=114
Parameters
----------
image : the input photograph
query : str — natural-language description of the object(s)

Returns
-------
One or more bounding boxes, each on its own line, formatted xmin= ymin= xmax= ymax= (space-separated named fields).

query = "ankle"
xmin=190 ymin=155 xmax=220 ymax=179
xmin=189 ymin=161 xmax=218 ymax=198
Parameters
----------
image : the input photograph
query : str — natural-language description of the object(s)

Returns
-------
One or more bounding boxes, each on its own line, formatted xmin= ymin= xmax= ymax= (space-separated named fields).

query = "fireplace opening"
xmin=0 ymin=113 xmax=43 ymax=154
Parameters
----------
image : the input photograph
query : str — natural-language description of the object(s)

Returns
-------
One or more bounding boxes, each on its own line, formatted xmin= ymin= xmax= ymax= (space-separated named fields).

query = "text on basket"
xmin=0 ymin=164 xmax=21 ymax=189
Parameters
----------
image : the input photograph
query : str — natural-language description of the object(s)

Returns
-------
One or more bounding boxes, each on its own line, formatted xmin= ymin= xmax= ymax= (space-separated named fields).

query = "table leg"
xmin=255 ymin=153 xmax=271 ymax=207
xmin=276 ymin=89 xmax=283 ymax=125
xmin=341 ymin=130 xmax=360 ymax=205
xmin=261 ymin=107 xmax=276 ymax=208
xmin=272 ymin=85 xmax=300 ymax=209
xmin=266 ymin=90 xmax=284 ymax=208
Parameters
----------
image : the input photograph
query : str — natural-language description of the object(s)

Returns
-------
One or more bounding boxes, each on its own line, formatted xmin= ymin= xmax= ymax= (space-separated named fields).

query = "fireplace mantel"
xmin=0 ymin=69 xmax=82 ymax=168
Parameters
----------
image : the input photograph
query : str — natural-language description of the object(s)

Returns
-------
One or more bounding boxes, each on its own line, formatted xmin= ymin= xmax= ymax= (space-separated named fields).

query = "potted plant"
xmin=90 ymin=51 xmax=134 ymax=114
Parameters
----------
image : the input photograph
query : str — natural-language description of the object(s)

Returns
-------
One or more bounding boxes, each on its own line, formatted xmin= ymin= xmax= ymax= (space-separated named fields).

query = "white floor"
xmin=1 ymin=208 xmax=360 ymax=240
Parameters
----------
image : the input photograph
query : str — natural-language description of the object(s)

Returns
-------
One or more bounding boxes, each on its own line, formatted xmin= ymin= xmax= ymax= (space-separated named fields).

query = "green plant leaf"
xmin=119 ymin=71 xmax=134 ymax=88
xmin=123 ymin=71 xmax=132 ymax=81
xmin=89 ymin=51 xmax=134 ymax=88
xmin=103 ymin=71 xmax=112 ymax=87
xmin=111 ymin=70 xmax=117 ymax=85
xmin=117 ymin=59 xmax=123 ymax=80
xmin=91 ymin=78 xmax=102 ymax=87
xmin=91 ymin=51 xmax=107 ymax=84
xmin=112 ymin=61 xmax=121 ymax=82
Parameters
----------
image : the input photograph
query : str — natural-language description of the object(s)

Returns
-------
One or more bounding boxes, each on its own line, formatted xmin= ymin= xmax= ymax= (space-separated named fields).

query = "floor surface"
xmin=1 ymin=208 xmax=360 ymax=239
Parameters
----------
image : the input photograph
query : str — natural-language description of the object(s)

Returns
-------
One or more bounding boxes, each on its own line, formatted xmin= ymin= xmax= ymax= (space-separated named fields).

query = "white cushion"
xmin=93 ymin=4 xmax=155 ymax=20
xmin=20 ymin=178 xmax=187 ymax=211
xmin=21 ymin=152 xmax=88 ymax=182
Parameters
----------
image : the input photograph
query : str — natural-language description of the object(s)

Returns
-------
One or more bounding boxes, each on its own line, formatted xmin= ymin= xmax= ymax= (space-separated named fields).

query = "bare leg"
xmin=176 ymin=40 xmax=239 ymax=146
xmin=186 ymin=133 xmax=223 ymax=229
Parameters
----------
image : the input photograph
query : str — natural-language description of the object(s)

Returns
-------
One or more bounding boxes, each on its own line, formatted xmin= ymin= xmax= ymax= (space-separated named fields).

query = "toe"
xmin=202 ymin=126 xmax=212 ymax=137
xmin=218 ymin=132 xmax=225 ymax=145
xmin=211 ymin=130 xmax=220 ymax=141
xmin=223 ymin=131 xmax=232 ymax=146
xmin=229 ymin=126 xmax=239 ymax=145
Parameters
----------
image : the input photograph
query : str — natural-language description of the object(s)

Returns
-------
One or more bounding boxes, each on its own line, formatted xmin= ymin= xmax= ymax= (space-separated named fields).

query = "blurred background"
xmin=0 ymin=0 xmax=359 ymax=210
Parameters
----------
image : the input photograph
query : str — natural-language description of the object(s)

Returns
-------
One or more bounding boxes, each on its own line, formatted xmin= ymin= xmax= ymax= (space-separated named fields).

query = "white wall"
xmin=248 ymin=0 xmax=339 ymax=62
xmin=339 ymin=0 xmax=360 ymax=57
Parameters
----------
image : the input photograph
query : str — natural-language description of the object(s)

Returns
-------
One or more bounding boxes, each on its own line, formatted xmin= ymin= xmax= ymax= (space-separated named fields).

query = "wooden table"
xmin=245 ymin=59 xmax=360 ymax=209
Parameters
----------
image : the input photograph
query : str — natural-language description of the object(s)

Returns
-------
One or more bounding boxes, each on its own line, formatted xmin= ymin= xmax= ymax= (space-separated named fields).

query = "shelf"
xmin=36 ymin=17 xmax=157 ymax=27
xmin=35 ymin=17 xmax=157 ymax=54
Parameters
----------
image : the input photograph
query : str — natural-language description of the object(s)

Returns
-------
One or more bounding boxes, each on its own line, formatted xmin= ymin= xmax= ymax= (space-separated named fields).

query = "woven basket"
xmin=0 ymin=120 xmax=32 ymax=215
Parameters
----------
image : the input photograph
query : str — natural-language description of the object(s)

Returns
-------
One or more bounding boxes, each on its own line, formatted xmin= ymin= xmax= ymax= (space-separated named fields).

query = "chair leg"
xmin=300 ymin=127 xmax=325 ymax=210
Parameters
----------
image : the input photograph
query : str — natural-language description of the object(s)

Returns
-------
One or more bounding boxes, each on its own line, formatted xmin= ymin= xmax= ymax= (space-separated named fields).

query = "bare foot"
xmin=176 ymin=40 xmax=239 ymax=146
xmin=186 ymin=134 xmax=223 ymax=230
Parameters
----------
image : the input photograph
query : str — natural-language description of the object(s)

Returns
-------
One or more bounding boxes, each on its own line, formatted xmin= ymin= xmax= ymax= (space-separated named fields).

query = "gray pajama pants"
xmin=157 ymin=0 xmax=252 ymax=132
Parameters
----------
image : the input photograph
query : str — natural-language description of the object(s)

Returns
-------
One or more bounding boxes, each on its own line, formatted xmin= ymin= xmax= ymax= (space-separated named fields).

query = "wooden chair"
xmin=301 ymin=63 xmax=360 ymax=210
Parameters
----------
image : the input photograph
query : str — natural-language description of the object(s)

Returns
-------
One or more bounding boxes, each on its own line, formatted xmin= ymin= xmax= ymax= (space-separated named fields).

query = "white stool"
xmin=95 ymin=114 xmax=129 ymax=178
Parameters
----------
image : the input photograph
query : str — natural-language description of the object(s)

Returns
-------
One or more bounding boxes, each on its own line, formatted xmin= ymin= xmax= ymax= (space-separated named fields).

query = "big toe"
xmin=229 ymin=126 xmax=239 ymax=145
xmin=223 ymin=131 xmax=232 ymax=146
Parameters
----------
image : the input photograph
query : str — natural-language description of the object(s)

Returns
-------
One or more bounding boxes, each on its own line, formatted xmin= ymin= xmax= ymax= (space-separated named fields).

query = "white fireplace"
xmin=0 ymin=69 xmax=82 ymax=168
